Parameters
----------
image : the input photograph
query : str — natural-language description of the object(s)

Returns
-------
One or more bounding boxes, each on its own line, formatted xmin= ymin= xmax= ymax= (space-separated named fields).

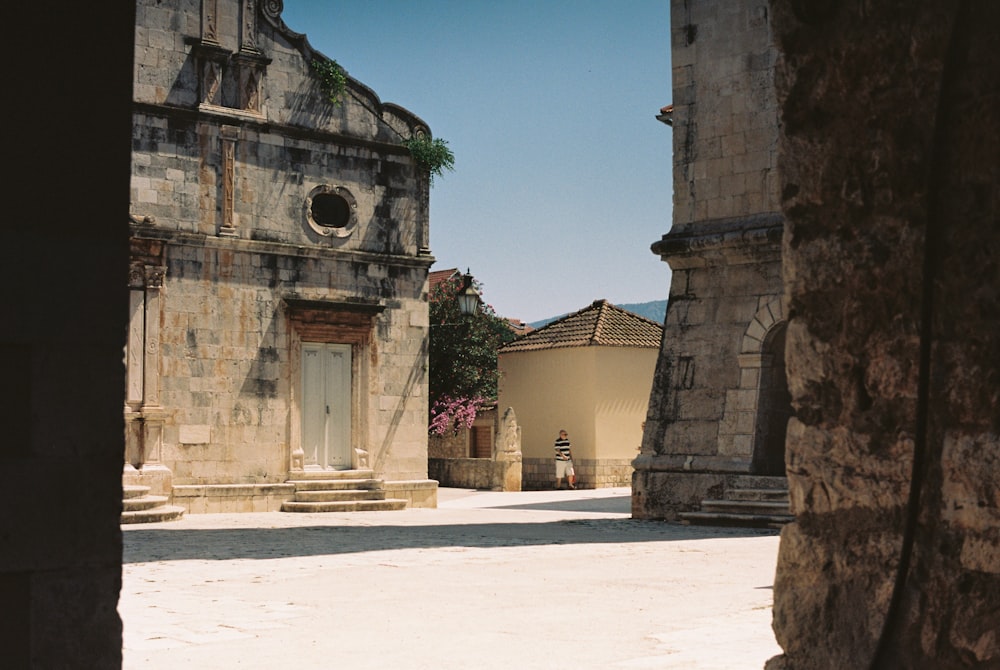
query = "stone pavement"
xmin=121 ymin=487 xmax=783 ymax=669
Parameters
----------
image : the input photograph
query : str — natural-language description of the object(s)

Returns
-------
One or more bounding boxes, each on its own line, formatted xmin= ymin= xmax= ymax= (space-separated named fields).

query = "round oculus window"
xmin=305 ymin=185 xmax=358 ymax=238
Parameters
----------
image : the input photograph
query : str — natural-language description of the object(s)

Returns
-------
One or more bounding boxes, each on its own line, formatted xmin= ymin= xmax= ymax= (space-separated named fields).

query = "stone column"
xmin=122 ymin=260 xmax=172 ymax=496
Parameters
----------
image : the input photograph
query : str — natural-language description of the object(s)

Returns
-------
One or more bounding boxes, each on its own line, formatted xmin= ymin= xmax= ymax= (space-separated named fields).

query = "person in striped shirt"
xmin=553 ymin=430 xmax=576 ymax=490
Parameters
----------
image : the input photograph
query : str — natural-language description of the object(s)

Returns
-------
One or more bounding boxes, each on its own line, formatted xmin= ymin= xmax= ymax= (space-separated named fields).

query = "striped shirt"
xmin=554 ymin=437 xmax=572 ymax=461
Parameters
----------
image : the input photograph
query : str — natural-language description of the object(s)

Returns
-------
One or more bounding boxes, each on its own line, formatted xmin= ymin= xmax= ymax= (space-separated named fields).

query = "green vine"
xmin=310 ymin=58 xmax=347 ymax=105
xmin=404 ymin=135 xmax=455 ymax=185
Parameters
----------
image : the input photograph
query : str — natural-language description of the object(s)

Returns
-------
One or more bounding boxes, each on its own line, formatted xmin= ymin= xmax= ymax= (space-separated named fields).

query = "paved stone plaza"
xmin=121 ymin=487 xmax=782 ymax=669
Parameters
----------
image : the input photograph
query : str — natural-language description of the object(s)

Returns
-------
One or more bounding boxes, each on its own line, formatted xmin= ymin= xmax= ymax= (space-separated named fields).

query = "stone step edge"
xmin=280 ymin=499 xmax=408 ymax=513
xmin=701 ymin=499 xmax=791 ymax=509
xmin=123 ymin=495 xmax=170 ymax=511
xmin=293 ymin=490 xmax=388 ymax=502
xmin=287 ymin=479 xmax=383 ymax=490
xmin=679 ymin=511 xmax=794 ymax=525
xmin=726 ymin=488 xmax=790 ymax=501
xmin=121 ymin=505 xmax=186 ymax=525
xmin=287 ymin=469 xmax=375 ymax=481
xmin=123 ymin=485 xmax=151 ymax=500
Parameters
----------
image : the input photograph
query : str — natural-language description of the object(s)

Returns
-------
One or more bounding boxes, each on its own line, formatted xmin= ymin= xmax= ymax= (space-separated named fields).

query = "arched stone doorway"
xmin=715 ymin=297 xmax=792 ymax=475
xmin=751 ymin=322 xmax=791 ymax=475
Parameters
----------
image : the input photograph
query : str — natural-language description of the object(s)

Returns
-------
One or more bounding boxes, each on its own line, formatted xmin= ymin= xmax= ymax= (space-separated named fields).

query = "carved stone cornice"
xmin=651 ymin=212 xmax=784 ymax=269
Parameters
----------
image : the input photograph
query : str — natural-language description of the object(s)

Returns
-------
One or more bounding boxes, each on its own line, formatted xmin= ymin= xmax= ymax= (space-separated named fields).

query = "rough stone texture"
xmin=2 ymin=3 xmax=133 ymax=665
xmin=129 ymin=0 xmax=437 ymax=508
xmin=768 ymin=1 xmax=1000 ymax=667
xmin=634 ymin=0 xmax=788 ymax=519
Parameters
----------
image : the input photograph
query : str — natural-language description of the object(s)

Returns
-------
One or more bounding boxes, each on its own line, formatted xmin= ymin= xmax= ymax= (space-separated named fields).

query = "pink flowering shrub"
xmin=428 ymin=395 xmax=487 ymax=436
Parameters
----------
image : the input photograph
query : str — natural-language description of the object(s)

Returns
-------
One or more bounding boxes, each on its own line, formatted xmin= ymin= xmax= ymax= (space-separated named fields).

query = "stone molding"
xmin=652 ymin=212 xmax=783 ymax=269
xmin=129 ymin=227 xmax=435 ymax=270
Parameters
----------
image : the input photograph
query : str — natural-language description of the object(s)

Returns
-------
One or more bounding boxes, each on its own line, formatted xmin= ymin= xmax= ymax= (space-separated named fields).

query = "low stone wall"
xmin=523 ymin=457 xmax=635 ymax=490
xmin=428 ymin=458 xmax=521 ymax=491
xmin=383 ymin=480 xmax=439 ymax=508
xmin=172 ymin=484 xmax=295 ymax=513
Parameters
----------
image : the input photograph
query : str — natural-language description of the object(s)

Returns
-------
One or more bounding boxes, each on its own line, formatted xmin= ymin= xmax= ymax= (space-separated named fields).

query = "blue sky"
xmin=280 ymin=1 xmax=673 ymax=323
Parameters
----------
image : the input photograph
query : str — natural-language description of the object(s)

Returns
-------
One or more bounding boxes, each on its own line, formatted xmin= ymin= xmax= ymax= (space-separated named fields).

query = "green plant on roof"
xmin=310 ymin=58 xmax=347 ymax=105
xmin=403 ymin=134 xmax=455 ymax=185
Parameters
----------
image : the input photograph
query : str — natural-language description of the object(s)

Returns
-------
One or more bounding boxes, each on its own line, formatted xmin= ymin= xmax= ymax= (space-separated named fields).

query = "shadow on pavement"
xmin=123 ymin=518 xmax=778 ymax=564
xmin=482 ymin=497 xmax=633 ymax=513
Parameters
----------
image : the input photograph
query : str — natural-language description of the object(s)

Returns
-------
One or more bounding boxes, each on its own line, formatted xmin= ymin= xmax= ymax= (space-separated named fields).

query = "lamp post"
xmin=455 ymin=270 xmax=480 ymax=317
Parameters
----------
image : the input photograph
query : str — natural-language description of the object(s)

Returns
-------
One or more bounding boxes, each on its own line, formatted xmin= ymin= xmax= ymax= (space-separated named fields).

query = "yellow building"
xmin=498 ymin=300 xmax=663 ymax=488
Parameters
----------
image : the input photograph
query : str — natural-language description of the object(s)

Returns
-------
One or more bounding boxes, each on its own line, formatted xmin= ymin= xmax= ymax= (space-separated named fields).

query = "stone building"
xmin=500 ymin=300 xmax=662 ymax=489
xmin=633 ymin=0 xmax=789 ymax=519
xmin=6 ymin=2 xmax=996 ymax=667
xmin=125 ymin=0 xmax=438 ymax=513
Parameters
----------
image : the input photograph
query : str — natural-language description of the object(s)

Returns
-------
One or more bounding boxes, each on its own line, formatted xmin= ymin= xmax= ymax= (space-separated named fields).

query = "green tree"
xmin=428 ymin=274 xmax=517 ymax=435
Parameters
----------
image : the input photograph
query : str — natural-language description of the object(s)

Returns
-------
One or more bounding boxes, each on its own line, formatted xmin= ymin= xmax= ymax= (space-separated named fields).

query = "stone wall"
xmin=129 ymin=0 xmax=436 ymax=506
xmin=633 ymin=0 xmax=786 ymax=519
xmin=429 ymin=407 xmax=521 ymax=491
xmin=768 ymin=1 xmax=1000 ymax=667
xmin=522 ymin=457 xmax=634 ymax=490
xmin=429 ymin=458 xmax=519 ymax=491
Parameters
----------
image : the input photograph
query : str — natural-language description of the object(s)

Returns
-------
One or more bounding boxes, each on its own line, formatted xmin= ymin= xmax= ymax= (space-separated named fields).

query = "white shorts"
xmin=555 ymin=460 xmax=574 ymax=478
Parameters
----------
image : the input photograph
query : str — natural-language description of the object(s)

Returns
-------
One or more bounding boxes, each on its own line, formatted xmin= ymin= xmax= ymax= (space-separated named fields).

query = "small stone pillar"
xmin=122 ymin=256 xmax=173 ymax=496
xmin=495 ymin=407 xmax=522 ymax=492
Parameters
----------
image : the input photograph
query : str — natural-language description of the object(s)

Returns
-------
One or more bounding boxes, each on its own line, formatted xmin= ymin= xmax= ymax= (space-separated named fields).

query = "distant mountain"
xmin=529 ymin=299 xmax=667 ymax=330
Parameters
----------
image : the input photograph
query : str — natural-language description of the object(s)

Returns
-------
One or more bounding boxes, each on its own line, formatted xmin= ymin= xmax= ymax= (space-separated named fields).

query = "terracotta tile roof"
xmin=499 ymin=299 xmax=663 ymax=353
xmin=429 ymin=268 xmax=460 ymax=292
xmin=507 ymin=318 xmax=534 ymax=337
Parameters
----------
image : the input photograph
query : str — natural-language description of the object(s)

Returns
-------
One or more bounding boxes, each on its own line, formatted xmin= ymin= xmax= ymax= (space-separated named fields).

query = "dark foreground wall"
xmin=1 ymin=6 xmax=134 ymax=668
xmin=769 ymin=1 xmax=999 ymax=668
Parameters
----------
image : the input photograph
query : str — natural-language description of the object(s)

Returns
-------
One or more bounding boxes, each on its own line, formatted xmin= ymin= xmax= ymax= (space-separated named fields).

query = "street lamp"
xmin=456 ymin=270 xmax=480 ymax=317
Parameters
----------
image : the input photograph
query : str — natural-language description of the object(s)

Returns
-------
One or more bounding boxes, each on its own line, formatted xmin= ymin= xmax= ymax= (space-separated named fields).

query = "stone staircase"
xmin=281 ymin=469 xmax=407 ymax=512
xmin=678 ymin=475 xmax=793 ymax=529
xmin=121 ymin=484 xmax=185 ymax=524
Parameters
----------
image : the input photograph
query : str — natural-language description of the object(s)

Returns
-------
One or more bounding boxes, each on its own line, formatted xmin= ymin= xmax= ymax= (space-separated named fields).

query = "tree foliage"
xmin=428 ymin=274 xmax=517 ymax=435
xmin=404 ymin=135 xmax=455 ymax=185
xmin=310 ymin=58 xmax=347 ymax=105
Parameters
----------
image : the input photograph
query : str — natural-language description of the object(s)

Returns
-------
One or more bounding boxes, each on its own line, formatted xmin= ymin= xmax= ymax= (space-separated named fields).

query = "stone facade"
xmin=126 ymin=0 xmax=438 ymax=511
xmin=633 ymin=0 xmax=788 ymax=519
xmin=767 ymin=2 xmax=1000 ymax=667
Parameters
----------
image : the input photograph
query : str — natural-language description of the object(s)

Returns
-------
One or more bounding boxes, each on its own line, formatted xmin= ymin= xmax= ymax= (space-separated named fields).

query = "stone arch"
xmin=751 ymin=321 xmax=791 ymax=475
xmin=716 ymin=296 xmax=791 ymax=475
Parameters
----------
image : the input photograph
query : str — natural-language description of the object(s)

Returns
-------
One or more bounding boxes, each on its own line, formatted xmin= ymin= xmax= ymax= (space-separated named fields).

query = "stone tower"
xmin=632 ymin=0 xmax=788 ymax=519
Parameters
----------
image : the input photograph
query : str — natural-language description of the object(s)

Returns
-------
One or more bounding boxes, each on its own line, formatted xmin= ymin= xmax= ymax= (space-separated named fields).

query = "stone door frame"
xmin=284 ymin=298 xmax=383 ymax=473
xmin=716 ymin=295 xmax=788 ymax=472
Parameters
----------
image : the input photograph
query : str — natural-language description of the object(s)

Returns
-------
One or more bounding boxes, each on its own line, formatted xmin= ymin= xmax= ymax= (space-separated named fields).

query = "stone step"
xmin=121 ymin=505 xmax=186 ymax=524
xmin=122 ymin=495 xmax=171 ymax=512
xmin=280 ymin=498 xmax=408 ymax=513
xmin=700 ymin=499 xmax=791 ymax=515
xmin=678 ymin=510 xmax=793 ymax=529
xmin=725 ymin=488 xmax=790 ymax=503
xmin=286 ymin=479 xmax=383 ymax=491
xmin=123 ymin=484 xmax=151 ymax=500
xmin=294 ymin=489 xmax=388 ymax=503
xmin=287 ymin=469 xmax=375 ymax=481
xmin=730 ymin=475 xmax=789 ymax=491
